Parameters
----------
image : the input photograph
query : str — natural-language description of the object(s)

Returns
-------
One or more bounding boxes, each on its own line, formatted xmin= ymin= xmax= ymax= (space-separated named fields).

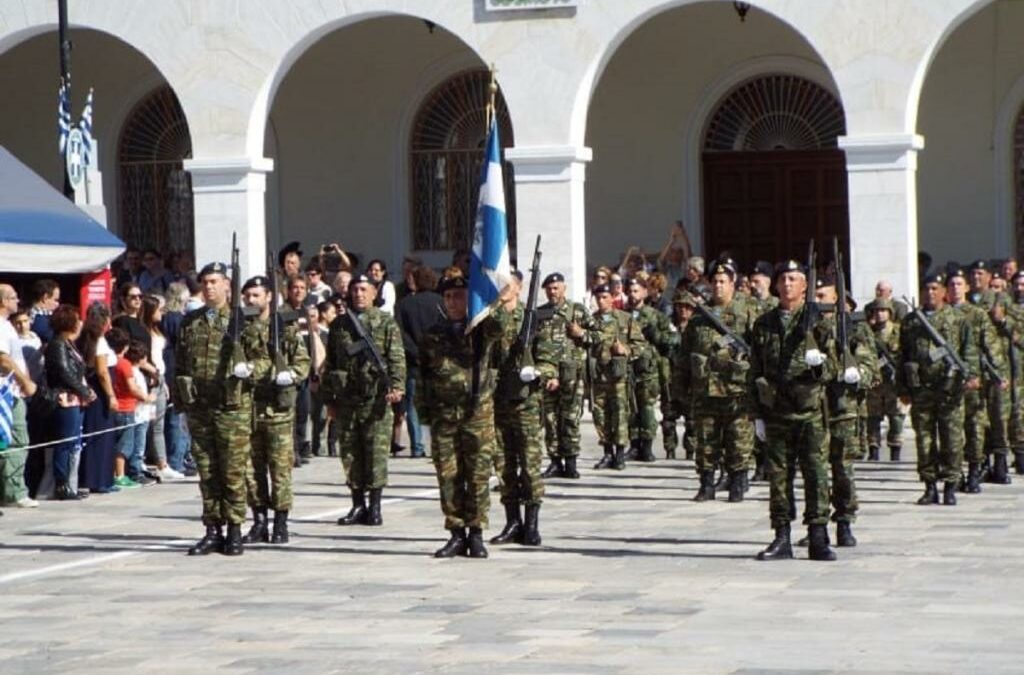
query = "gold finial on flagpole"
xmin=486 ymin=63 xmax=498 ymax=131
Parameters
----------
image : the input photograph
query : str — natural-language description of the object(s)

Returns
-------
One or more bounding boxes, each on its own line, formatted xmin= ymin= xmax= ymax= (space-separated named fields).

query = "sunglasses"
xmin=127 ymin=293 xmax=143 ymax=299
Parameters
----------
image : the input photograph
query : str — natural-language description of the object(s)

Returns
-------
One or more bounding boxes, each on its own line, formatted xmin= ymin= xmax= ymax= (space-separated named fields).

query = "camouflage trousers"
xmin=541 ymin=369 xmax=584 ymax=458
xmin=985 ymin=382 xmax=1013 ymax=456
xmin=593 ymin=378 xmax=629 ymax=447
xmin=188 ymin=406 xmax=252 ymax=526
xmin=1010 ymin=383 xmax=1024 ymax=450
xmin=866 ymin=385 xmax=905 ymax=449
xmin=909 ymin=391 xmax=965 ymax=483
xmin=629 ymin=374 xmax=660 ymax=442
xmin=764 ymin=413 xmax=830 ymax=529
xmin=691 ymin=398 xmax=754 ymax=473
xmin=829 ymin=417 xmax=860 ymax=523
xmin=963 ymin=390 xmax=988 ymax=464
xmin=657 ymin=356 xmax=676 ymax=451
xmin=246 ymin=404 xmax=295 ymax=511
xmin=337 ymin=396 xmax=393 ymax=490
xmin=496 ymin=393 xmax=545 ymax=506
xmin=431 ymin=399 xmax=496 ymax=530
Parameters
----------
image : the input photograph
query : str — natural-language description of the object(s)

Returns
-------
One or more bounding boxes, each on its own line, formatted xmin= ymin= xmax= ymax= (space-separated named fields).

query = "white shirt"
xmin=379 ymin=280 xmax=397 ymax=315
xmin=0 ymin=317 xmax=24 ymax=397
xmin=150 ymin=332 xmax=167 ymax=376
xmin=133 ymin=366 xmax=154 ymax=423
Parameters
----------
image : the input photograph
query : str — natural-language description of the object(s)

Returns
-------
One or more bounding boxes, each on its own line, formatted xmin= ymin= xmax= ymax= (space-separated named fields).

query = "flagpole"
xmin=58 ymin=0 xmax=73 ymax=199
xmin=485 ymin=63 xmax=497 ymax=133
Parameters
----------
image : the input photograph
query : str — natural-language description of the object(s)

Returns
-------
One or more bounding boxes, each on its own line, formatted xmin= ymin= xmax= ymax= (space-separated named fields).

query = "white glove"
xmin=519 ymin=366 xmax=539 ymax=383
xmin=754 ymin=418 xmax=767 ymax=442
xmin=232 ymin=362 xmax=254 ymax=379
xmin=804 ymin=349 xmax=826 ymax=367
xmin=842 ymin=367 xmax=861 ymax=385
xmin=274 ymin=370 xmax=295 ymax=386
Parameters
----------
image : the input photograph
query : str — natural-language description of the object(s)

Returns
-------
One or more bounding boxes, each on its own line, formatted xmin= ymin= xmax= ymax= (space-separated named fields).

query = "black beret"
xmin=946 ymin=268 xmax=967 ymax=281
xmin=542 ymin=272 xmax=565 ymax=286
xmin=968 ymin=259 xmax=989 ymax=272
xmin=350 ymin=273 xmax=376 ymax=286
xmin=438 ymin=276 xmax=468 ymax=294
xmin=773 ymin=260 xmax=806 ymax=281
xmin=278 ymin=241 xmax=303 ymax=268
xmin=626 ymin=277 xmax=647 ymax=288
xmin=815 ymin=275 xmax=836 ymax=289
xmin=241 ymin=275 xmax=271 ymax=292
xmin=922 ymin=272 xmax=946 ymax=285
xmin=198 ymin=262 xmax=228 ymax=279
xmin=751 ymin=261 xmax=774 ymax=278
xmin=710 ymin=258 xmax=738 ymax=279
xmin=1012 ymin=270 xmax=1024 ymax=283
xmin=592 ymin=283 xmax=611 ymax=295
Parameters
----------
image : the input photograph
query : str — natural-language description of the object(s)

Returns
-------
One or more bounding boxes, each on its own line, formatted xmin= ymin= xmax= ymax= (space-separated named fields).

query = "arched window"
xmin=410 ymin=69 xmax=516 ymax=252
xmin=118 ymin=85 xmax=194 ymax=255
xmin=1016 ymin=106 xmax=1024 ymax=257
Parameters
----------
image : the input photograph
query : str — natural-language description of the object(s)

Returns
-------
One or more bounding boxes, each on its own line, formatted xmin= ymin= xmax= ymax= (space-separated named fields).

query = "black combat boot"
xmin=270 ymin=510 xmax=289 ymax=544
xmin=727 ymin=471 xmax=746 ymax=503
xmin=612 ymin=445 xmax=626 ymax=470
xmin=756 ymin=524 xmax=793 ymax=561
xmin=521 ymin=504 xmax=542 ymax=546
xmin=942 ymin=481 xmax=958 ymax=506
xmin=637 ymin=439 xmax=656 ymax=463
xmin=241 ymin=507 xmax=269 ymax=544
xmin=337 ymin=489 xmax=368 ymax=525
xmin=965 ymin=463 xmax=982 ymax=494
xmin=625 ymin=440 xmax=639 ymax=461
xmin=684 ymin=444 xmax=695 ymax=461
xmin=665 ymin=447 xmax=676 ymax=460
xmin=1015 ymin=449 xmax=1024 ymax=475
xmin=992 ymin=453 xmax=1012 ymax=485
xmin=187 ymin=525 xmax=224 ymax=556
xmin=796 ymin=529 xmax=828 ymax=547
xmin=434 ymin=528 xmax=467 ymax=558
xmin=490 ymin=503 xmax=523 ymax=544
xmin=867 ymin=445 xmax=880 ymax=461
xmin=563 ymin=456 xmax=580 ymax=479
xmin=714 ymin=467 xmax=731 ymax=492
xmin=889 ymin=446 xmax=901 ymax=462
xmin=541 ymin=457 xmax=564 ymax=478
xmin=367 ymin=489 xmax=383 ymax=526
xmin=836 ymin=521 xmax=857 ymax=547
xmin=917 ymin=482 xmax=939 ymax=505
xmin=807 ymin=524 xmax=836 ymax=561
xmin=752 ymin=458 xmax=766 ymax=482
xmin=692 ymin=470 xmax=715 ymax=502
xmin=223 ymin=523 xmax=244 ymax=556
xmin=466 ymin=527 xmax=488 ymax=559
xmin=593 ymin=445 xmax=614 ymax=470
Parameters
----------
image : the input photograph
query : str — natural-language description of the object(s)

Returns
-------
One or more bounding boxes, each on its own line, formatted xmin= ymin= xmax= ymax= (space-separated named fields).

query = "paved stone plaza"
xmin=2 ymin=421 xmax=1023 ymax=675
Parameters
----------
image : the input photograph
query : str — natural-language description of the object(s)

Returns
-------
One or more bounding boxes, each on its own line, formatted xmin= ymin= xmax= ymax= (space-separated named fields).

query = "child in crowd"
xmin=110 ymin=330 xmax=156 ymax=488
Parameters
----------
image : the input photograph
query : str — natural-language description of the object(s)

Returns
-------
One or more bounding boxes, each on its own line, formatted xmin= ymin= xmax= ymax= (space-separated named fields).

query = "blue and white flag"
xmin=58 ymin=77 xmax=71 ymax=156
xmin=467 ymin=116 xmax=513 ymax=332
xmin=0 ymin=374 xmax=15 ymax=448
xmin=79 ymin=87 xmax=94 ymax=167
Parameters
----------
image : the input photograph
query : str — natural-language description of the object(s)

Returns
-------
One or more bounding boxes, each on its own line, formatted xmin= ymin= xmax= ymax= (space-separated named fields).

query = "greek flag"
xmin=58 ymin=77 xmax=71 ymax=156
xmin=467 ymin=116 xmax=512 ymax=332
xmin=0 ymin=374 xmax=15 ymax=448
xmin=79 ymin=88 xmax=94 ymax=167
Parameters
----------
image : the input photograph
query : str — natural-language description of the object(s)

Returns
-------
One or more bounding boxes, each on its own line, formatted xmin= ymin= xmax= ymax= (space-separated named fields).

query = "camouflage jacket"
xmin=174 ymin=304 xmax=262 ymax=410
xmin=749 ymin=303 xmax=838 ymax=419
xmin=323 ymin=306 xmax=406 ymax=403
xmin=678 ymin=296 xmax=758 ymax=403
xmin=628 ymin=304 xmax=673 ymax=381
xmin=951 ymin=302 xmax=1003 ymax=386
xmin=825 ymin=315 xmax=879 ymax=420
xmin=536 ymin=298 xmax=593 ymax=364
xmin=588 ymin=308 xmax=647 ymax=383
xmin=249 ymin=315 xmax=311 ymax=404
xmin=897 ymin=304 xmax=977 ymax=396
xmin=493 ymin=303 xmax=560 ymax=403
xmin=869 ymin=321 xmax=901 ymax=387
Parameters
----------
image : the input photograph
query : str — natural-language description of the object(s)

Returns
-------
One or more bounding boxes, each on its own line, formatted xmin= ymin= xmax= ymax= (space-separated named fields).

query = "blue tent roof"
xmin=0 ymin=146 xmax=124 ymax=273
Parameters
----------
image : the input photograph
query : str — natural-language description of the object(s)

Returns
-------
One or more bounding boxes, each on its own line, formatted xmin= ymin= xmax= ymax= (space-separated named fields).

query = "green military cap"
xmin=866 ymin=298 xmax=894 ymax=312
xmin=673 ymin=291 xmax=698 ymax=307
xmin=198 ymin=262 xmax=228 ymax=279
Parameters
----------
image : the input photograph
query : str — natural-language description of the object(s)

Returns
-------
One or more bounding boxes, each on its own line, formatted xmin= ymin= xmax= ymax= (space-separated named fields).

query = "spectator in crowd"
xmin=583 ymin=266 xmax=612 ymax=311
xmin=396 ymin=264 xmax=443 ymax=458
xmin=138 ymin=249 xmax=175 ymax=294
xmin=332 ymin=268 xmax=353 ymax=303
xmin=109 ymin=330 xmax=154 ymax=488
xmin=648 ymin=272 xmax=671 ymax=315
xmin=0 ymin=286 xmax=38 ymax=510
xmin=1002 ymin=257 xmax=1018 ymax=282
xmin=167 ymin=250 xmax=195 ymax=283
xmin=76 ymin=303 xmax=118 ymax=495
xmin=608 ymin=272 xmax=627 ymax=310
xmin=367 ymin=258 xmax=397 ymax=315
xmin=452 ymin=249 xmax=471 ymax=277
xmin=395 ymin=255 xmax=422 ymax=301
xmin=28 ymin=278 xmax=60 ymax=344
xmin=657 ymin=221 xmax=692 ymax=290
xmin=685 ymin=256 xmax=705 ymax=284
xmin=116 ymin=248 xmax=143 ymax=286
xmin=618 ymin=245 xmax=649 ymax=278
xmin=113 ymin=283 xmax=153 ymax=356
xmin=874 ymin=279 xmax=909 ymax=320
xmin=10 ymin=310 xmax=44 ymax=385
xmin=305 ymin=263 xmax=332 ymax=304
xmin=162 ymin=282 xmax=193 ymax=475
xmin=44 ymin=304 xmax=94 ymax=501
xmin=279 ymin=241 xmax=303 ymax=280
xmin=143 ymin=295 xmax=182 ymax=481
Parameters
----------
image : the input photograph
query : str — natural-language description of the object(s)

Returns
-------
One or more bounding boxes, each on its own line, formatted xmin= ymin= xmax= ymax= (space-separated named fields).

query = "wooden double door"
xmin=702 ymin=150 xmax=849 ymax=269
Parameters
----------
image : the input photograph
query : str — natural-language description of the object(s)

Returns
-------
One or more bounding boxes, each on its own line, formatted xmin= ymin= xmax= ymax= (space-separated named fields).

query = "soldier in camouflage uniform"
xmin=985 ymin=292 xmax=1016 ymax=484
xmin=175 ymin=262 xmax=262 ymax=556
xmin=238 ymin=276 xmax=310 ymax=545
xmin=420 ymin=276 xmax=515 ymax=559
xmin=747 ymin=261 xmax=778 ymax=481
xmin=898 ymin=272 xmax=978 ymax=506
xmin=590 ymin=284 xmax=647 ymax=470
xmin=815 ymin=280 xmax=878 ymax=547
xmin=625 ymin=277 xmax=674 ymax=463
xmin=1009 ymin=270 xmax=1024 ymax=474
xmin=667 ymin=289 xmax=698 ymax=460
xmin=750 ymin=259 xmax=838 ymax=562
xmin=491 ymin=272 xmax=559 ymax=546
xmin=967 ymin=259 xmax=997 ymax=310
xmin=947 ymin=268 xmax=1001 ymax=492
xmin=678 ymin=259 xmax=758 ymax=502
xmin=323 ymin=275 xmax=406 ymax=527
xmin=864 ymin=298 xmax=905 ymax=462
xmin=536 ymin=272 xmax=592 ymax=479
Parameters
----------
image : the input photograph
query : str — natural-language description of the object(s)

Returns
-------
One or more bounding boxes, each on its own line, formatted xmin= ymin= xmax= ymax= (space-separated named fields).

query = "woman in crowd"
xmin=76 ymin=303 xmax=118 ymax=495
xmin=142 ymin=294 xmax=182 ymax=480
xmin=367 ymin=258 xmax=397 ymax=315
xmin=44 ymin=304 xmax=95 ymax=501
xmin=113 ymin=283 xmax=152 ymax=356
xmin=162 ymin=282 xmax=193 ymax=475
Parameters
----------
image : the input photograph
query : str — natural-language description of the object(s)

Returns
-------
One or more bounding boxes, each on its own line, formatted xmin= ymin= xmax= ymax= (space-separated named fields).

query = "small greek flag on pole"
xmin=79 ymin=87 xmax=94 ymax=166
xmin=466 ymin=113 xmax=513 ymax=333
xmin=0 ymin=374 xmax=15 ymax=448
xmin=58 ymin=76 xmax=71 ymax=156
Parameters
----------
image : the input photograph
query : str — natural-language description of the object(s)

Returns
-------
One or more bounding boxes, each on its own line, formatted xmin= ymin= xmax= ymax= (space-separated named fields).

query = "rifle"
xmin=873 ymin=333 xmax=898 ymax=382
xmin=266 ymin=254 xmax=290 ymax=379
xmin=834 ymin=237 xmax=852 ymax=371
xmin=229 ymin=232 xmax=247 ymax=370
xmin=980 ymin=352 xmax=1006 ymax=387
xmin=902 ymin=296 xmax=970 ymax=377
xmin=511 ymin=235 xmax=542 ymax=369
xmin=802 ymin=239 xmax=819 ymax=340
xmin=347 ymin=307 xmax=389 ymax=380
xmin=691 ymin=301 xmax=750 ymax=356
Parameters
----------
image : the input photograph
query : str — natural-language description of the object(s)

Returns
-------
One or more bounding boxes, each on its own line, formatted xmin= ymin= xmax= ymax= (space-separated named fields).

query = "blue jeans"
xmin=164 ymin=407 xmax=191 ymax=472
xmin=51 ymin=406 xmax=83 ymax=485
xmin=115 ymin=412 xmax=148 ymax=479
xmin=405 ymin=373 xmax=424 ymax=456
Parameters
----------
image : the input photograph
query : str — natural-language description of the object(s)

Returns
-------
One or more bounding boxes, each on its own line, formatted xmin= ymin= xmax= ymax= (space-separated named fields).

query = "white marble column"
xmin=184 ymin=157 xmax=274 ymax=280
xmin=505 ymin=145 xmax=593 ymax=301
xmin=838 ymin=134 xmax=925 ymax=304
